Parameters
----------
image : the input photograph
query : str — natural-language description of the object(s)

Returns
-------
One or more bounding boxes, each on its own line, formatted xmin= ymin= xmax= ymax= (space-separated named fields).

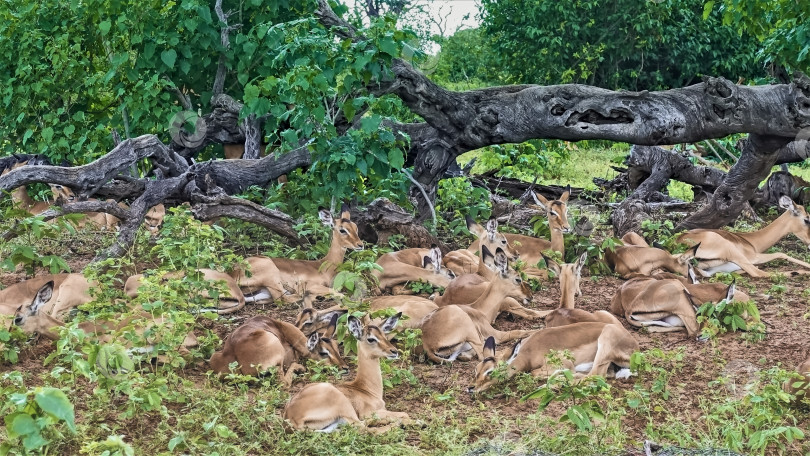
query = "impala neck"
xmin=276 ymin=320 xmax=311 ymax=358
xmin=550 ymin=226 xmax=564 ymax=256
xmin=347 ymin=348 xmax=383 ymax=400
xmin=11 ymin=186 xmax=36 ymax=209
xmin=470 ymin=277 xmax=509 ymax=320
xmin=560 ymin=285 xmax=576 ymax=309
xmin=320 ymin=228 xmax=347 ymax=275
xmin=738 ymin=210 xmax=794 ymax=253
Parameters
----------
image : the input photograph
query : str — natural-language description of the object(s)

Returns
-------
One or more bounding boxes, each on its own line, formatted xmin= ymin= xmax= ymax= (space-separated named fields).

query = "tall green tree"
xmin=478 ymin=0 xmax=765 ymax=90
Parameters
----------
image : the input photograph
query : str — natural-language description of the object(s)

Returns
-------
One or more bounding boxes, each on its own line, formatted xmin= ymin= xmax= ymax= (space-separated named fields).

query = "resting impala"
xmin=1 ymin=274 xmax=93 ymax=328
xmin=468 ymin=322 xmax=638 ymax=393
xmin=232 ymin=205 xmax=363 ymax=303
xmin=209 ymin=313 xmax=346 ymax=385
xmin=14 ymin=281 xmax=199 ymax=355
xmin=605 ymin=232 xmax=700 ymax=278
xmin=124 ymin=269 xmax=246 ymax=314
xmin=2 ymin=160 xmax=69 ymax=216
xmin=468 ymin=189 xmax=572 ymax=278
xmin=373 ymin=245 xmax=456 ymax=292
xmin=610 ymin=275 xmax=745 ymax=338
xmin=542 ymin=253 xmax=623 ymax=327
xmin=446 ymin=216 xmax=520 ymax=275
xmin=677 ymin=195 xmax=810 ymax=277
xmin=283 ymin=313 xmax=414 ymax=432
xmin=784 ymin=355 xmax=810 ymax=399
xmin=368 ymin=296 xmax=437 ymax=330
xmin=434 ymin=245 xmax=544 ymax=322
xmin=420 ymin=248 xmax=534 ymax=362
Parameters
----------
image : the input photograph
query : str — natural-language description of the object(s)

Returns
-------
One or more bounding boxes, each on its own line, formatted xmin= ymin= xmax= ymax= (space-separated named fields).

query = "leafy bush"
xmin=1 ymin=387 xmax=76 ymax=454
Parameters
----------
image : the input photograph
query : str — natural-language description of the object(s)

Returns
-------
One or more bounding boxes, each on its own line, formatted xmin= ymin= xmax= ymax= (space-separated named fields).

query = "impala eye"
xmin=320 ymin=351 xmax=329 ymax=356
xmin=551 ymin=211 xmax=559 ymax=217
xmin=367 ymin=337 xmax=377 ymax=343
xmin=340 ymin=229 xmax=348 ymax=235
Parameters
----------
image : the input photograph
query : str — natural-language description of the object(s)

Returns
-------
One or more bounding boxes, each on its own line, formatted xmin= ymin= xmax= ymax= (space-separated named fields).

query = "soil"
xmin=3 ymin=239 xmax=810 ymax=456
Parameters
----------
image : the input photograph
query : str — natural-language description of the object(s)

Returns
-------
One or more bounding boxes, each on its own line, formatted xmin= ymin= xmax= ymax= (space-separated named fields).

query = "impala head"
xmin=779 ymin=196 xmax=810 ymax=246
xmin=482 ymin=245 xmax=529 ymax=300
xmin=544 ymin=252 xmax=587 ymax=299
xmin=305 ymin=313 xmax=349 ymax=370
xmin=423 ymin=245 xmax=456 ymax=280
xmin=674 ymin=242 xmax=701 ymax=275
xmin=319 ymin=204 xmax=363 ymax=251
xmin=468 ymin=336 xmax=521 ymax=394
xmin=465 ymin=215 xmax=520 ymax=261
xmin=49 ymin=184 xmax=76 ymax=203
xmin=13 ymin=281 xmax=62 ymax=339
xmin=349 ymin=313 xmax=400 ymax=360
xmin=532 ymin=186 xmax=571 ymax=234
xmin=295 ymin=308 xmax=348 ymax=337
xmin=144 ymin=204 xmax=166 ymax=236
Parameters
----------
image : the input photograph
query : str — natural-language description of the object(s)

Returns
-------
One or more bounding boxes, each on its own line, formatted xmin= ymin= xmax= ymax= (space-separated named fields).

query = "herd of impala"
xmin=2 ymin=157 xmax=810 ymax=432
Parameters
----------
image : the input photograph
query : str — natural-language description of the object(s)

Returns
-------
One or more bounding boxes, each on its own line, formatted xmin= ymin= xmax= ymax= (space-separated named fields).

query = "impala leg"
xmin=502 ymin=300 xmax=552 ymax=321
xmin=752 ymin=252 xmax=810 ymax=271
xmin=282 ymin=363 xmax=306 ymax=387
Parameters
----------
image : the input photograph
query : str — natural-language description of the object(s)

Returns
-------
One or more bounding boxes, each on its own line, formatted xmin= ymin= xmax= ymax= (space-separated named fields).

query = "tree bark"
xmin=677 ymin=134 xmax=792 ymax=230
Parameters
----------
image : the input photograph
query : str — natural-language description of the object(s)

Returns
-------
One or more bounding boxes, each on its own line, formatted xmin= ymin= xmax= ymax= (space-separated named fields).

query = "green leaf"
xmin=702 ymin=1 xmax=715 ymax=20
xmin=34 ymin=388 xmax=76 ymax=433
xmin=378 ymin=36 xmax=398 ymax=57
xmin=6 ymin=412 xmax=36 ymax=439
xmin=388 ymin=149 xmax=404 ymax=170
xmin=360 ymin=116 xmax=381 ymax=133
xmin=99 ymin=20 xmax=111 ymax=35
xmin=161 ymin=49 xmax=177 ymax=69
xmin=41 ymin=127 xmax=54 ymax=142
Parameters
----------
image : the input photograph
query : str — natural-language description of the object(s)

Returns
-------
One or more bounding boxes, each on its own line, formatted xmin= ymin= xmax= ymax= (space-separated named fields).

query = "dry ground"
xmin=2 ymin=240 xmax=810 ymax=455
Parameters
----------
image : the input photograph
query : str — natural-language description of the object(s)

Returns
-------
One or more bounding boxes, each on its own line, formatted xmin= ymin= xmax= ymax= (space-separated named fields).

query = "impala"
xmin=542 ymin=253 xmax=623 ymax=327
xmin=468 ymin=322 xmax=638 ymax=393
xmin=373 ymin=245 xmax=456 ymax=292
xmin=610 ymin=275 xmax=745 ymax=338
xmin=124 ymin=269 xmax=246 ymax=314
xmin=283 ymin=313 xmax=414 ymax=432
xmin=14 ymin=281 xmax=199 ymax=356
xmin=1 ymin=274 xmax=92 ymax=328
xmin=677 ymin=195 xmax=810 ymax=277
xmin=232 ymin=205 xmax=363 ymax=303
xmin=209 ymin=313 xmax=347 ymax=385
xmin=465 ymin=189 xmax=572 ymax=279
xmin=605 ymin=232 xmax=700 ymax=278
xmin=434 ymin=245 xmax=544 ymax=322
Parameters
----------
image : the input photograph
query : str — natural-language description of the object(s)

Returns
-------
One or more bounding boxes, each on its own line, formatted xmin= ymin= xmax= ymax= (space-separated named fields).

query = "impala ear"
xmin=687 ymin=262 xmax=699 ymax=284
xmin=306 ymin=332 xmax=320 ymax=351
xmin=725 ymin=279 xmax=736 ymax=302
xmin=507 ymin=339 xmax=523 ymax=364
xmin=319 ymin=309 xmax=347 ymax=324
xmin=340 ymin=202 xmax=351 ymax=220
xmin=779 ymin=195 xmax=801 ymax=215
xmin=466 ymin=215 xmax=485 ymax=238
xmin=532 ymin=192 xmax=549 ymax=211
xmin=31 ymin=281 xmax=55 ymax=314
xmin=318 ymin=207 xmax=334 ymax=227
xmin=429 ymin=245 xmax=442 ymax=270
xmin=679 ymin=242 xmax=700 ymax=264
xmin=347 ymin=316 xmax=364 ymax=339
xmin=323 ymin=313 xmax=340 ymax=338
xmin=542 ymin=254 xmax=561 ymax=276
xmin=483 ymin=336 xmax=496 ymax=359
xmin=575 ymin=252 xmax=588 ymax=276
xmin=486 ymin=219 xmax=498 ymax=241
xmin=380 ymin=312 xmax=401 ymax=333
xmin=559 ymin=185 xmax=571 ymax=203
xmin=481 ymin=244 xmax=495 ymax=267
xmin=494 ymin=248 xmax=508 ymax=275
